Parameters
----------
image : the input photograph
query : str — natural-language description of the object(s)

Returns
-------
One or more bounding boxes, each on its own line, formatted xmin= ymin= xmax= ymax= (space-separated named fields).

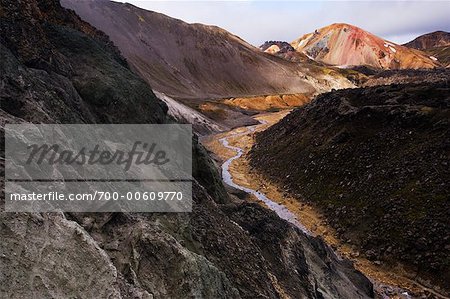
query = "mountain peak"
xmin=291 ymin=23 xmax=439 ymax=69
xmin=328 ymin=23 xmax=361 ymax=29
xmin=403 ymin=30 xmax=450 ymax=50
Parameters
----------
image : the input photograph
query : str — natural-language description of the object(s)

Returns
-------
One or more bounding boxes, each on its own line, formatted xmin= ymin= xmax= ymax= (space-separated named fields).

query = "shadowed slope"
xmin=250 ymin=82 xmax=450 ymax=295
xmin=61 ymin=0 xmax=354 ymax=101
xmin=403 ymin=31 xmax=450 ymax=50
xmin=403 ymin=31 xmax=450 ymax=68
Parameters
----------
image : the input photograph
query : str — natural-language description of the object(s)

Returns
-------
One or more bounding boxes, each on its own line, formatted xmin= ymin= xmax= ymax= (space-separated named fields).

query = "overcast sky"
xmin=122 ymin=1 xmax=450 ymax=46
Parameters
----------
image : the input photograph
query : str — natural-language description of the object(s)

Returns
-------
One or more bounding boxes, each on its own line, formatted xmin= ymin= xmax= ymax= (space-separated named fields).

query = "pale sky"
xmin=119 ymin=1 xmax=450 ymax=46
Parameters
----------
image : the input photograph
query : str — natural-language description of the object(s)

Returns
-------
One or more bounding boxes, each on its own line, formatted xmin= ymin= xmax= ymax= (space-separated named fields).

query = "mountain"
xmin=260 ymin=41 xmax=296 ymax=54
xmin=0 ymin=0 xmax=167 ymax=125
xmin=1 ymin=0 xmax=374 ymax=298
xmin=260 ymin=40 xmax=316 ymax=64
xmin=61 ymin=0 xmax=354 ymax=101
xmin=291 ymin=23 xmax=440 ymax=69
xmin=403 ymin=31 xmax=450 ymax=50
xmin=250 ymin=82 xmax=450 ymax=295
xmin=404 ymin=31 xmax=450 ymax=68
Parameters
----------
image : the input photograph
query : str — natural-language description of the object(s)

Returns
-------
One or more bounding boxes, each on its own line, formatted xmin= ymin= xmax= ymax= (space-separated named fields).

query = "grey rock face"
xmin=0 ymin=212 xmax=123 ymax=298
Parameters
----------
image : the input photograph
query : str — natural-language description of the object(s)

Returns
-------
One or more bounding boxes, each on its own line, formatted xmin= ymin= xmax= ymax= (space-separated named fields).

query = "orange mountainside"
xmin=291 ymin=23 xmax=440 ymax=69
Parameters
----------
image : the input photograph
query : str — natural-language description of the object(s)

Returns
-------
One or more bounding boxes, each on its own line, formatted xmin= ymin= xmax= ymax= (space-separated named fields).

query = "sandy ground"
xmin=203 ymin=110 xmax=447 ymax=299
xmin=222 ymin=93 xmax=311 ymax=111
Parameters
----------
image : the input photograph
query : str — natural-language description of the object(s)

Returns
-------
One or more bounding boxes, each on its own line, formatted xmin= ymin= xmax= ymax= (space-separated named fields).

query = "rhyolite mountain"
xmin=291 ymin=23 xmax=440 ymax=69
xmin=250 ymin=82 xmax=450 ymax=295
xmin=61 ymin=0 xmax=354 ymax=101
xmin=404 ymin=31 xmax=450 ymax=68
xmin=403 ymin=31 xmax=450 ymax=50
xmin=0 ymin=0 xmax=374 ymax=298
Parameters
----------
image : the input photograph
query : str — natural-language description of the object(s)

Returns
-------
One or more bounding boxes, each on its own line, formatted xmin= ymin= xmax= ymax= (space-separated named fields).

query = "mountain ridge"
xmin=291 ymin=23 xmax=440 ymax=69
xmin=61 ymin=0 xmax=354 ymax=101
xmin=403 ymin=31 xmax=450 ymax=68
xmin=403 ymin=30 xmax=450 ymax=50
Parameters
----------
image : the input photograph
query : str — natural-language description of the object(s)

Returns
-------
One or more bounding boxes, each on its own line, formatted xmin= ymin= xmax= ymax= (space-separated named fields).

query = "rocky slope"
xmin=403 ymin=31 xmax=450 ymax=50
xmin=291 ymin=23 xmax=440 ymax=69
xmin=403 ymin=31 xmax=450 ymax=68
xmin=362 ymin=69 xmax=450 ymax=87
xmin=250 ymin=82 xmax=450 ymax=295
xmin=0 ymin=0 xmax=374 ymax=298
xmin=61 ymin=0 xmax=354 ymax=101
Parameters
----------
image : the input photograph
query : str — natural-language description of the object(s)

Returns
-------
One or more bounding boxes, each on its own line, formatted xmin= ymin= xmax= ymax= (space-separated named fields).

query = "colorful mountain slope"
xmin=403 ymin=31 xmax=450 ymax=50
xmin=291 ymin=23 xmax=440 ymax=69
xmin=404 ymin=31 xmax=450 ymax=68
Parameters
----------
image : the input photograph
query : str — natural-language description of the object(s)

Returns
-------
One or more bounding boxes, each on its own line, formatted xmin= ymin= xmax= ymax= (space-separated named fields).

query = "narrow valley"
xmin=203 ymin=110 xmax=449 ymax=299
xmin=2 ymin=1 xmax=448 ymax=298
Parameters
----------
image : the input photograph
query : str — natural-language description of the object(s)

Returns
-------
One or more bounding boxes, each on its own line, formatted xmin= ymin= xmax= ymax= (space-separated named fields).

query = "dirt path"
xmin=203 ymin=111 xmax=447 ymax=299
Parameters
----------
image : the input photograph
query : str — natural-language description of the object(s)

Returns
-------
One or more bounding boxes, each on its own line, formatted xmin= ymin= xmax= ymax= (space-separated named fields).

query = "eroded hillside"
xmin=250 ymin=82 xmax=450 ymax=295
xmin=61 ymin=0 xmax=354 ymax=101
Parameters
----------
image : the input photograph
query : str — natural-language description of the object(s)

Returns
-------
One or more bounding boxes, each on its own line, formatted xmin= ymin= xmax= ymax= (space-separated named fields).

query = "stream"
xmin=219 ymin=122 xmax=310 ymax=234
xmin=218 ymin=120 xmax=416 ymax=299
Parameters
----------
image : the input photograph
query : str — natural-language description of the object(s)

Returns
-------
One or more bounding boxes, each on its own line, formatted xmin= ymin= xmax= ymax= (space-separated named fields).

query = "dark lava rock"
xmin=363 ymin=68 xmax=450 ymax=86
xmin=250 ymin=82 xmax=450 ymax=295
